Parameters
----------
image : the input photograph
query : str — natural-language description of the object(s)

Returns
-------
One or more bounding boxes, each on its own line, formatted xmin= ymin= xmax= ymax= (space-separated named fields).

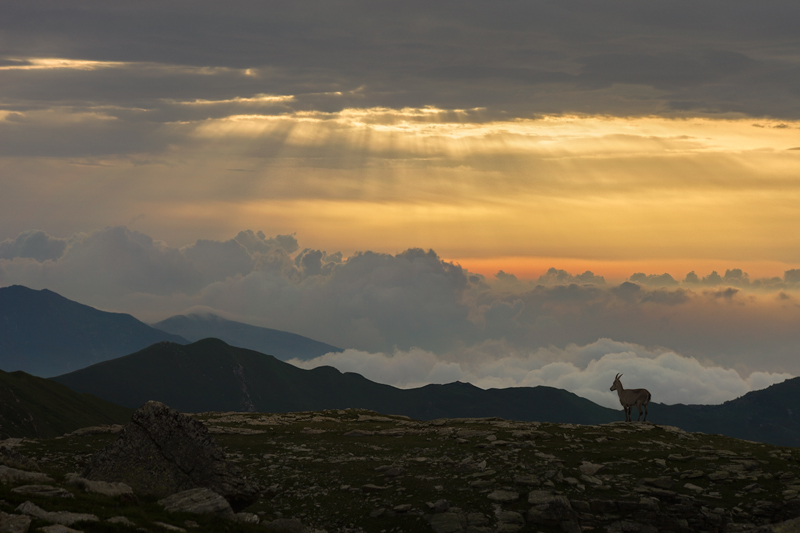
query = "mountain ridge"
xmin=152 ymin=312 xmax=342 ymax=361
xmin=51 ymin=338 xmax=800 ymax=446
xmin=52 ymin=338 xmax=621 ymax=425
xmin=0 ymin=285 xmax=188 ymax=377
xmin=0 ymin=368 xmax=133 ymax=438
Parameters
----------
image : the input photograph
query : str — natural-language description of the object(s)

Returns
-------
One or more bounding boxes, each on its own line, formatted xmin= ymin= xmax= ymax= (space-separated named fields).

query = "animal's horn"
xmin=615 ymin=373 xmax=621 ymax=380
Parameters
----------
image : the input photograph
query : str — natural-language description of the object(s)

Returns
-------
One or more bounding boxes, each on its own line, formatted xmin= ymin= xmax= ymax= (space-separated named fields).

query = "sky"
xmin=2 ymin=1 xmax=800 ymax=409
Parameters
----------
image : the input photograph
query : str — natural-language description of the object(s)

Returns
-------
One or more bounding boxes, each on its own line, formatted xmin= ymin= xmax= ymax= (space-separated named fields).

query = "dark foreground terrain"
xmin=2 ymin=409 xmax=800 ymax=532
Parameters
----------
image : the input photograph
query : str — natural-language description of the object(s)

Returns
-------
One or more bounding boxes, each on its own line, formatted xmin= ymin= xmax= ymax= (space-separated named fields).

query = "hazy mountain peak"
xmin=153 ymin=313 xmax=342 ymax=362
xmin=0 ymin=285 xmax=188 ymax=377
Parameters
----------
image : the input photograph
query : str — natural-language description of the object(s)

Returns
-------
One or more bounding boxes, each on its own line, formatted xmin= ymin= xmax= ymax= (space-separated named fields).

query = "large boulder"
xmin=81 ymin=401 xmax=259 ymax=511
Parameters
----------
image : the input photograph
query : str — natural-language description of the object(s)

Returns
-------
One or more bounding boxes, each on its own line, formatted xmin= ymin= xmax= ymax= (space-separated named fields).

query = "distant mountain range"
xmin=53 ymin=338 xmax=621 ymax=425
xmin=5 ymin=285 xmax=799 ymax=446
xmin=52 ymin=338 xmax=800 ymax=446
xmin=152 ymin=313 xmax=341 ymax=362
xmin=0 ymin=368 xmax=133 ymax=438
xmin=0 ymin=285 xmax=187 ymax=377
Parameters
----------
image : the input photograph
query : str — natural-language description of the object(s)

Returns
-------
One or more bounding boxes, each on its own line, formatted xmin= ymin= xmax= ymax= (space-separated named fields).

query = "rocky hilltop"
xmin=1 ymin=406 xmax=799 ymax=532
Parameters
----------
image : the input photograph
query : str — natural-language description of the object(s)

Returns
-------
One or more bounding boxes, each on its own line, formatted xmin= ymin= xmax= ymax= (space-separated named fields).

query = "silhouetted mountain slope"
xmin=152 ymin=313 xmax=341 ymax=361
xmin=653 ymin=376 xmax=800 ymax=447
xmin=52 ymin=338 xmax=800 ymax=446
xmin=52 ymin=339 xmax=621 ymax=425
xmin=0 ymin=368 xmax=133 ymax=438
xmin=0 ymin=285 xmax=188 ymax=377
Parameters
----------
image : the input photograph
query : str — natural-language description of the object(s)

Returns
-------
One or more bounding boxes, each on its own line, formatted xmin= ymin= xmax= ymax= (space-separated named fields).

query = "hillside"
xmin=652 ymin=376 xmax=800 ymax=448
xmin=152 ymin=313 xmax=342 ymax=361
xmin=0 ymin=285 xmax=188 ymax=377
xmin=52 ymin=338 xmax=621 ymax=425
xmin=0 ymin=368 xmax=133 ymax=438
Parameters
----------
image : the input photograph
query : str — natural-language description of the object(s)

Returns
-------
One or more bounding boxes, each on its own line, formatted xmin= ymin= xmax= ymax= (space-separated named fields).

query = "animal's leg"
xmin=643 ymin=403 xmax=648 ymax=422
xmin=625 ymin=407 xmax=631 ymax=422
xmin=636 ymin=402 xmax=643 ymax=421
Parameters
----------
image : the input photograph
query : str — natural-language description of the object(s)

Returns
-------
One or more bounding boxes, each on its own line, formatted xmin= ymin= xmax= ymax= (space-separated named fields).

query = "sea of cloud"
xmin=1 ymin=226 xmax=798 ymax=406
xmin=288 ymin=340 xmax=792 ymax=409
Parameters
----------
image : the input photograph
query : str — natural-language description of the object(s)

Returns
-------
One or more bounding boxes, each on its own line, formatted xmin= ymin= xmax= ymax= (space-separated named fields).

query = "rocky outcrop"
xmin=81 ymin=401 xmax=259 ymax=511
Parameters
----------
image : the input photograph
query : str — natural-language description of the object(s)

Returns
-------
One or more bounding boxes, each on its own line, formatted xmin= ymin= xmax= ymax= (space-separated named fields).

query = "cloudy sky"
xmin=2 ymin=1 xmax=800 ymax=407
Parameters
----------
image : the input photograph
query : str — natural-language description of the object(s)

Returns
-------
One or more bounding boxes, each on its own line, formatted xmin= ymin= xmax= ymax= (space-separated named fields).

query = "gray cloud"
xmin=2 ymin=1 xmax=800 ymax=163
xmin=537 ymin=268 xmax=605 ymax=286
xmin=3 ymin=227 xmax=800 ymax=377
xmin=0 ymin=230 xmax=66 ymax=262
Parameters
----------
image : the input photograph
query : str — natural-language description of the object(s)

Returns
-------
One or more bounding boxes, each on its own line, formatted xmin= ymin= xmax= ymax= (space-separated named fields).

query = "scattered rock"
xmin=496 ymin=510 xmax=524 ymax=526
xmin=580 ymin=474 xmax=603 ymax=486
xmin=64 ymin=474 xmax=135 ymax=500
xmin=709 ymin=471 xmax=730 ymax=481
xmin=684 ymin=483 xmax=704 ymax=493
xmin=81 ymin=401 xmax=260 ymax=511
xmin=513 ymin=474 xmax=540 ymax=486
xmin=427 ymin=499 xmax=450 ymax=513
xmin=0 ymin=466 xmax=53 ymax=485
xmin=37 ymin=525 xmax=83 ymax=533
xmin=0 ymin=447 xmax=40 ymax=472
xmin=361 ymin=484 xmax=389 ymax=492
xmin=10 ymin=485 xmax=73 ymax=498
xmin=0 ymin=511 xmax=31 ymax=533
xmin=106 ymin=516 xmax=136 ymax=527
xmin=234 ymin=512 xmax=259 ymax=523
xmin=578 ymin=461 xmax=605 ymax=476
xmin=158 ymin=488 xmax=235 ymax=518
xmin=343 ymin=430 xmax=374 ymax=437
xmin=153 ymin=521 xmax=186 ymax=532
xmin=487 ymin=490 xmax=518 ymax=502
xmin=639 ymin=476 xmax=674 ymax=490
xmin=15 ymin=501 xmax=98 ymax=526
xmin=467 ymin=512 xmax=489 ymax=527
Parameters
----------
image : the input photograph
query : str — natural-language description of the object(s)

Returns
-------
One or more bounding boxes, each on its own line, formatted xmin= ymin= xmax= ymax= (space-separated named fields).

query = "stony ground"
xmin=2 ymin=408 xmax=800 ymax=532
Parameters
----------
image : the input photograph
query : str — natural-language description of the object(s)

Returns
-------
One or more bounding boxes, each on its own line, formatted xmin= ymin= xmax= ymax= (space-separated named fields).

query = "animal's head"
xmin=610 ymin=373 xmax=622 ymax=391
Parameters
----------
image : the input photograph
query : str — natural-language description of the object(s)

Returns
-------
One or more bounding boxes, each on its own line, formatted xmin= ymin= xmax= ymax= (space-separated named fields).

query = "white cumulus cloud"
xmin=289 ymin=339 xmax=792 ymax=410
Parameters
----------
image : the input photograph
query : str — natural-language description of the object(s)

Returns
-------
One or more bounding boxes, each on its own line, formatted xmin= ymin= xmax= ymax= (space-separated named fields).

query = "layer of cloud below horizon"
xmin=289 ymin=340 xmax=792 ymax=410
xmin=2 ymin=226 xmax=800 ymax=407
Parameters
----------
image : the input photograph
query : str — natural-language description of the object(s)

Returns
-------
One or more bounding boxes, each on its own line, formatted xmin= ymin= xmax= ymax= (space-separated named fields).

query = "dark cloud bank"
xmin=2 ymin=1 xmax=800 ymax=159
